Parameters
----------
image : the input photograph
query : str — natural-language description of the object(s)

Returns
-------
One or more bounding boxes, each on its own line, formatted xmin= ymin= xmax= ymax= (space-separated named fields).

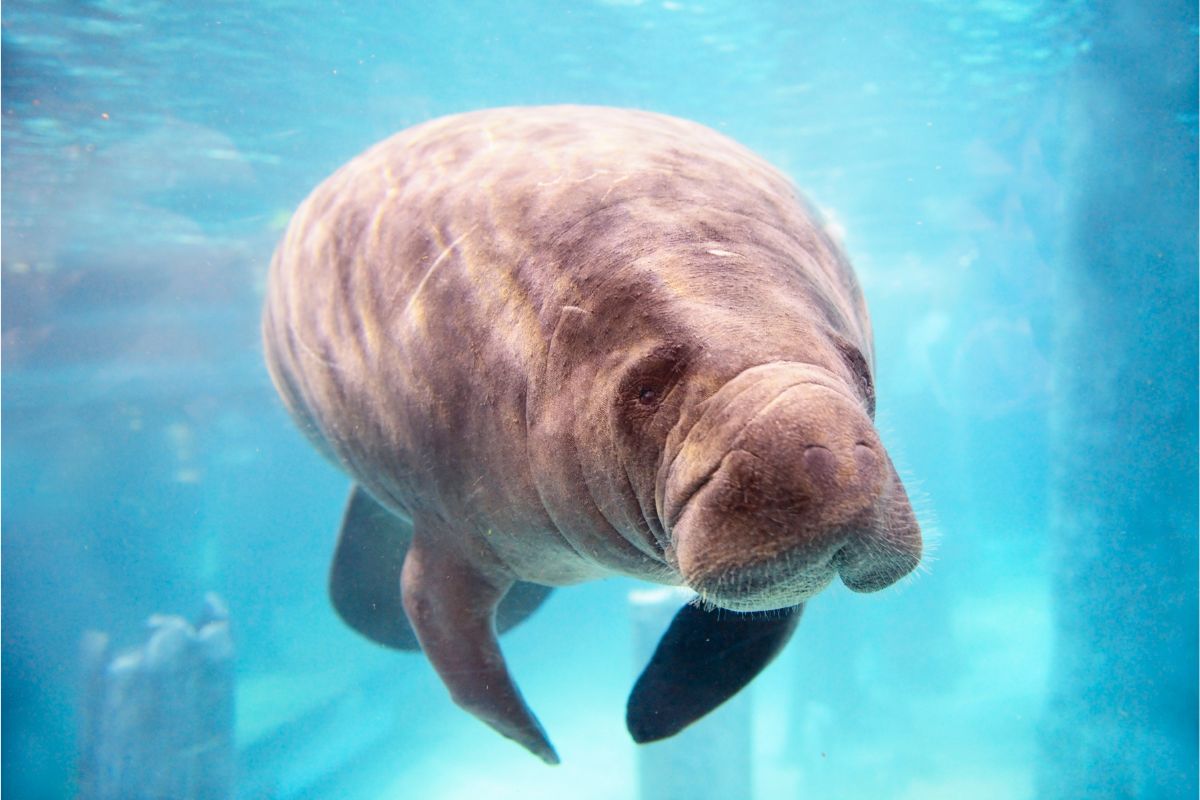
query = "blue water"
xmin=2 ymin=2 xmax=1195 ymax=798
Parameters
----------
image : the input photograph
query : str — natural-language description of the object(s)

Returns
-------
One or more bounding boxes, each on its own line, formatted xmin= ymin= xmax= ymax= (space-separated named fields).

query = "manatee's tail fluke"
xmin=330 ymin=485 xmax=552 ymax=650
xmin=626 ymin=602 xmax=803 ymax=743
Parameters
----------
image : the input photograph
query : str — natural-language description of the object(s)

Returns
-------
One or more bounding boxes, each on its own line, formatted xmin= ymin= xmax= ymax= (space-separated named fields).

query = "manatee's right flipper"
xmin=626 ymin=602 xmax=803 ymax=743
xmin=401 ymin=525 xmax=560 ymax=764
xmin=330 ymin=485 xmax=553 ymax=650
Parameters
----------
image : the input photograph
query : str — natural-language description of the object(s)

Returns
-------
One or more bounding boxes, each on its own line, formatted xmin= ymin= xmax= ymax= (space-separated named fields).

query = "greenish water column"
xmin=1040 ymin=0 xmax=1198 ymax=797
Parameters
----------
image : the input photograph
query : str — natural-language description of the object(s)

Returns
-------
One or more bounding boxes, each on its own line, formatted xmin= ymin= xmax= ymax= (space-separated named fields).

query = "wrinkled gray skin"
xmin=263 ymin=106 xmax=921 ymax=763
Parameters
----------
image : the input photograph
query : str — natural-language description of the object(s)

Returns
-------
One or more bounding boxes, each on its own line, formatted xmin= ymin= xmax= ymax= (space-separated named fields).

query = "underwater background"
xmin=2 ymin=1 xmax=1195 ymax=798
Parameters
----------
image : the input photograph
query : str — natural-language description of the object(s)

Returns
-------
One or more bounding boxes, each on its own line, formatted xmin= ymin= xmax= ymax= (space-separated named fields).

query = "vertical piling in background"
xmin=78 ymin=593 xmax=235 ymax=800
xmin=630 ymin=588 xmax=753 ymax=800
xmin=1041 ymin=1 xmax=1198 ymax=797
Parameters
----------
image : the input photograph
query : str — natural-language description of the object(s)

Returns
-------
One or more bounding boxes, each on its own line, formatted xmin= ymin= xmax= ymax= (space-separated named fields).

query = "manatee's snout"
xmin=661 ymin=364 xmax=921 ymax=611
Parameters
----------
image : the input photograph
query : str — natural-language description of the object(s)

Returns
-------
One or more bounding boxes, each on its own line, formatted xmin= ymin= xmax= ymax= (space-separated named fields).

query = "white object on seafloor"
xmin=78 ymin=593 xmax=235 ymax=800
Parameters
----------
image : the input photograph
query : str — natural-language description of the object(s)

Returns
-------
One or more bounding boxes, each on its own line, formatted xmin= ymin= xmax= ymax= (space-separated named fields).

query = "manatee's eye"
xmin=631 ymin=378 xmax=667 ymax=410
xmin=618 ymin=344 xmax=690 ymax=418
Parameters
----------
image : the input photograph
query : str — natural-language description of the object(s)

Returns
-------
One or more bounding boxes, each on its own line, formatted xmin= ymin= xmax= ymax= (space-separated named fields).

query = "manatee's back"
xmin=260 ymin=108 xmax=573 ymax=516
xmin=261 ymin=106 xmax=867 ymax=523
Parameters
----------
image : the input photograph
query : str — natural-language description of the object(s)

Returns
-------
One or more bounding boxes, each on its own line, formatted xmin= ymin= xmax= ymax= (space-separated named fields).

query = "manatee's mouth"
xmin=657 ymin=362 xmax=921 ymax=612
xmin=675 ymin=495 xmax=842 ymax=611
xmin=670 ymin=455 xmax=920 ymax=611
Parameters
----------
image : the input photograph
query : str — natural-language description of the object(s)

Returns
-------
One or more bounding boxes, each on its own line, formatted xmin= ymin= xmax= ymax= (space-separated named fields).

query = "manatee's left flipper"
xmin=330 ymin=486 xmax=420 ymax=649
xmin=401 ymin=528 xmax=560 ymax=765
xmin=627 ymin=602 xmax=803 ymax=743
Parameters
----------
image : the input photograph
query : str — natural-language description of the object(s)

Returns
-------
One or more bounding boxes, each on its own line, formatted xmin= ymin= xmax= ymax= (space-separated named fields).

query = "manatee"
xmin=261 ymin=106 xmax=922 ymax=764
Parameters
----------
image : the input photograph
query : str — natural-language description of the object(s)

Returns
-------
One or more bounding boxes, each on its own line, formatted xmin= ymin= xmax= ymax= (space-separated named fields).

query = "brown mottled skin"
xmin=262 ymin=106 xmax=921 ymax=762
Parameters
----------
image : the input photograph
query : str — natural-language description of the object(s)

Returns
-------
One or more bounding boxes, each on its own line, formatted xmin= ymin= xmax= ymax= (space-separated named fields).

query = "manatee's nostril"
xmin=853 ymin=443 xmax=879 ymax=478
xmin=802 ymin=445 xmax=837 ymax=488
